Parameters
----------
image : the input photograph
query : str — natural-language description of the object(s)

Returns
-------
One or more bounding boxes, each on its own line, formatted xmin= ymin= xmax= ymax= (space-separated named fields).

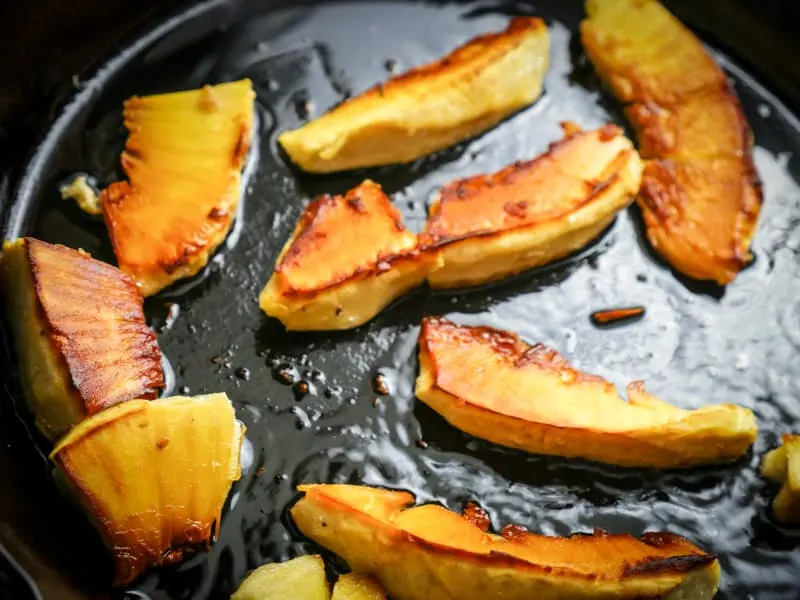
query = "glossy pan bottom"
xmin=1 ymin=1 xmax=799 ymax=598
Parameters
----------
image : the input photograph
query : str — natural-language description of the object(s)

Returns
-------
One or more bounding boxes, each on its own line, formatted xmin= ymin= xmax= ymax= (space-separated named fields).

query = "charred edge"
xmin=232 ymin=120 xmax=251 ymax=169
xmin=503 ymin=200 xmax=528 ymax=218
xmin=208 ymin=206 xmax=229 ymax=220
xmin=374 ymin=16 xmax=544 ymax=93
xmin=422 ymin=317 xmax=524 ymax=359
xmin=347 ymin=195 xmax=367 ymax=213
xmin=462 ymin=502 xmax=491 ymax=532
xmin=622 ymin=553 xmax=717 ymax=577
xmin=500 ymin=524 xmax=529 ymax=542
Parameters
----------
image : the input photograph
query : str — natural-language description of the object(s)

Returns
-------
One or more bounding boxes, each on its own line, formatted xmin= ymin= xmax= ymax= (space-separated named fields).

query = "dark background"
xmin=0 ymin=1 xmax=799 ymax=599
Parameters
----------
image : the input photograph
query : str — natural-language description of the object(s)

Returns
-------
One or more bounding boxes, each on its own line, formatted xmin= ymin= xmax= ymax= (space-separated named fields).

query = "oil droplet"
xmin=291 ymin=91 xmax=314 ymax=120
xmin=273 ymin=363 xmax=298 ymax=385
xmin=178 ymin=385 xmax=190 ymax=395
xmin=236 ymin=367 xmax=251 ymax=381
xmin=294 ymin=381 xmax=310 ymax=400
xmin=292 ymin=406 xmax=312 ymax=429
xmin=758 ymin=104 xmax=771 ymax=118
xmin=187 ymin=323 xmax=198 ymax=334
xmin=373 ymin=373 xmax=391 ymax=396
xmin=415 ymin=439 xmax=429 ymax=449
xmin=384 ymin=58 xmax=398 ymax=73
xmin=324 ymin=384 xmax=342 ymax=398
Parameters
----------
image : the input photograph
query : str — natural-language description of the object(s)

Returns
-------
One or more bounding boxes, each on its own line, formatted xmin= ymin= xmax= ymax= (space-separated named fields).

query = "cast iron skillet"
xmin=2 ymin=1 xmax=800 ymax=598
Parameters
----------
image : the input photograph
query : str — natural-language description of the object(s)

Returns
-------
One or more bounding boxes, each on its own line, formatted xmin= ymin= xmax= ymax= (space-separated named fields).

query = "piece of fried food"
xmin=232 ymin=555 xmax=330 ymax=600
xmin=100 ymin=79 xmax=255 ymax=296
xmin=50 ymin=393 xmax=244 ymax=585
xmin=259 ymin=180 xmax=440 ymax=330
xmin=420 ymin=124 xmax=643 ymax=288
xmin=416 ymin=317 xmax=757 ymax=468
xmin=332 ymin=574 xmax=387 ymax=600
xmin=0 ymin=238 xmax=163 ymax=440
xmin=581 ymin=0 xmax=762 ymax=285
xmin=761 ymin=434 xmax=800 ymax=524
xmin=292 ymin=484 xmax=721 ymax=600
xmin=278 ymin=17 xmax=549 ymax=173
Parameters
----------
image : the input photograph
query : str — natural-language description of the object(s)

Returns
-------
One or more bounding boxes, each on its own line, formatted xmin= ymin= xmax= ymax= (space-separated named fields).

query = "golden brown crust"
xmin=274 ymin=180 xmax=425 ymax=298
xmin=415 ymin=317 xmax=756 ymax=468
xmin=26 ymin=238 xmax=163 ymax=415
xmin=638 ymin=157 xmax=762 ymax=284
xmin=293 ymin=484 xmax=720 ymax=592
xmin=581 ymin=0 xmax=763 ymax=284
xmin=102 ymin=80 xmax=254 ymax=296
xmin=421 ymin=125 xmax=636 ymax=248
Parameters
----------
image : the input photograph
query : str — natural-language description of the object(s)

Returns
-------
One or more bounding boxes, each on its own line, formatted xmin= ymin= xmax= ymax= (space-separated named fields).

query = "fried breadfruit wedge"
xmin=581 ymin=0 xmax=762 ymax=285
xmin=421 ymin=124 xmax=643 ymax=288
xmin=416 ymin=317 xmax=757 ymax=468
xmin=232 ymin=555 xmax=330 ymax=600
xmin=0 ymin=238 xmax=163 ymax=440
xmin=101 ymin=79 xmax=255 ymax=296
xmin=278 ymin=17 xmax=549 ymax=173
xmin=259 ymin=180 xmax=440 ymax=330
xmin=292 ymin=484 xmax=721 ymax=600
xmin=50 ymin=393 xmax=244 ymax=585
xmin=761 ymin=434 xmax=800 ymax=524
xmin=332 ymin=574 xmax=387 ymax=600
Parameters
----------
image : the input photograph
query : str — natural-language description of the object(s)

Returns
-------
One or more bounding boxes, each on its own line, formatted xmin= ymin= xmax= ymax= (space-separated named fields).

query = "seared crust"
xmin=416 ymin=317 xmax=757 ymax=468
xmin=292 ymin=484 xmax=721 ymax=599
xmin=51 ymin=394 xmax=244 ymax=585
xmin=421 ymin=124 xmax=643 ymax=288
xmin=638 ymin=158 xmax=761 ymax=284
xmin=581 ymin=0 xmax=762 ymax=284
xmin=26 ymin=238 xmax=163 ymax=414
xmin=278 ymin=17 xmax=549 ymax=172
xmin=101 ymin=80 xmax=255 ymax=296
xmin=260 ymin=180 xmax=439 ymax=330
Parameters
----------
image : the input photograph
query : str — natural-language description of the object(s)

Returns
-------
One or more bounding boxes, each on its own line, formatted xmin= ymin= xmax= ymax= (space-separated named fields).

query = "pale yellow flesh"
xmin=0 ymin=240 xmax=84 ymax=440
xmin=50 ymin=394 xmax=244 ymax=585
xmin=260 ymin=259 xmax=437 ymax=331
xmin=292 ymin=484 xmax=721 ymax=600
xmin=231 ymin=555 xmax=331 ymax=600
xmin=279 ymin=21 xmax=549 ymax=172
xmin=425 ymin=127 xmax=644 ymax=288
xmin=761 ymin=435 xmax=800 ymax=524
xmin=332 ymin=573 xmax=387 ymax=600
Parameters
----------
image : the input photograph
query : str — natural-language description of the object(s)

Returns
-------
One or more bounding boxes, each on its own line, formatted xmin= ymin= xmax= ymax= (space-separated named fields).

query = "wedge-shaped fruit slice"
xmin=279 ymin=17 xmax=549 ymax=173
xmin=260 ymin=180 xmax=440 ymax=330
xmin=416 ymin=317 xmax=756 ymax=468
xmin=232 ymin=555 xmax=330 ymax=600
xmin=292 ymin=484 xmax=721 ymax=600
xmin=332 ymin=573 xmax=386 ymax=600
xmin=581 ymin=0 xmax=762 ymax=285
xmin=50 ymin=393 xmax=244 ymax=585
xmin=420 ymin=124 xmax=643 ymax=288
xmin=0 ymin=238 xmax=163 ymax=440
xmin=100 ymin=79 xmax=255 ymax=296
xmin=638 ymin=158 xmax=761 ymax=285
xmin=761 ymin=434 xmax=800 ymax=524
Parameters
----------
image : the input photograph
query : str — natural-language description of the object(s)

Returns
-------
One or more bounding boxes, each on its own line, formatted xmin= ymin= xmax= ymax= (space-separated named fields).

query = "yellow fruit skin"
xmin=279 ymin=17 xmax=549 ymax=172
xmin=102 ymin=79 xmax=255 ymax=296
xmin=292 ymin=484 xmax=721 ymax=600
xmin=416 ymin=317 xmax=757 ymax=468
xmin=421 ymin=125 xmax=643 ymax=288
xmin=259 ymin=180 xmax=440 ymax=331
xmin=50 ymin=394 xmax=244 ymax=585
xmin=0 ymin=238 xmax=163 ymax=440
xmin=232 ymin=555 xmax=330 ymax=600
xmin=761 ymin=435 xmax=800 ymax=524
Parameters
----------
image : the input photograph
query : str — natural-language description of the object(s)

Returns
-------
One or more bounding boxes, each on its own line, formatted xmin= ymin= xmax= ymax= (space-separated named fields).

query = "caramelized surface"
xmin=51 ymin=394 xmax=244 ymax=585
xmin=279 ymin=17 xmax=549 ymax=172
xmin=416 ymin=317 xmax=756 ymax=467
xmin=101 ymin=80 xmax=254 ymax=296
xmin=292 ymin=484 xmax=721 ymax=599
xmin=423 ymin=125 xmax=638 ymax=244
xmin=0 ymin=238 xmax=162 ymax=439
xmin=761 ymin=434 xmax=800 ymax=524
xmin=260 ymin=180 xmax=438 ymax=330
xmin=581 ymin=0 xmax=762 ymax=284
xmin=422 ymin=124 xmax=642 ymax=288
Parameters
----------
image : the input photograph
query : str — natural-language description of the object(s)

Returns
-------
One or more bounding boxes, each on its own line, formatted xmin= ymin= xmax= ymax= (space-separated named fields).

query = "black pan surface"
xmin=1 ymin=1 xmax=800 ymax=598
